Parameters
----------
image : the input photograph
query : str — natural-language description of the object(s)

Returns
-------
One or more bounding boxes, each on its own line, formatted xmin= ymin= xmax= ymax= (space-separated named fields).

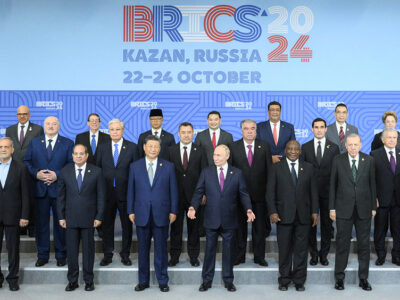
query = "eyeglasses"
xmin=17 ymin=113 xmax=29 ymax=116
xmin=88 ymin=119 xmax=100 ymax=123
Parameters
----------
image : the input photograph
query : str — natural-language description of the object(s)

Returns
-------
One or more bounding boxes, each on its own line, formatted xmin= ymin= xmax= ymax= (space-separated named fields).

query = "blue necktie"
xmin=91 ymin=134 xmax=96 ymax=155
xmin=47 ymin=139 xmax=53 ymax=160
xmin=148 ymin=162 xmax=154 ymax=186
xmin=113 ymin=144 xmax=119 ymax=187
xmin=77 ymin=168 xmax=83 ymax=191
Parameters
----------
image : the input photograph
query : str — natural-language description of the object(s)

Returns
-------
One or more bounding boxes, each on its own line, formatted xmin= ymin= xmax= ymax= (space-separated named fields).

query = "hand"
xmin=187 ymin=207 xmax=196 ymax=219
xmin=129 ymin=214 xmax=135 ymax=224
xmin=201 ymin=195 xmax=206 ymax=206
xmin=37 ymin=170 xmax=49 ymax=181
xmin=372 ymin=210 xmax=376 ymax=218
xmin=59 ymin=219 xmax=66 ymax=228
xmin=169 ymin=213 xmax=177 ymax=224
xmin=44 ymin=170 xmax=57 ymax=185
xmin=94 ymin=220 xmax=102 ymax=227
xmin=19 ymin=219 xmax=29 ymax=227
xmin=247 ymin=210 xmax=255 ymax=222
xmin=311 ymin=214 xmax=318 ymax=227
xmin=270 ymin=213 xmax=281 ymax=224
xmin=329 ymin=210 xmax=336 ymax=222
xmin=272 ymin=155 xmax=282 ymax=164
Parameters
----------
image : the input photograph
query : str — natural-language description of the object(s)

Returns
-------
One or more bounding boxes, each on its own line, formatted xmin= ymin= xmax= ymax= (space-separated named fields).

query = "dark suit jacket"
xmin=0 ymin=159 xmax=30 ymax=225
xmin=300 ymin=138 xmax=340 ymax=199
xmin=6 ymin=122 xmax=44 ymax=162
xmin=266 ymin=160 xmax=318 ymax=225
xmin=194 ymin=128 xmax=233 ymax=166
xmin=329 ymin=152 xmax=377 ymax=219
xmin=96 ymin=139 xmax=139 ymax=202
xmin=256 ymin=120 xmax=296 ymax=158
xmin=166 ymin=143 xmax=207 ymax=202
xmin=137 ymin=129 xmax=176 ymax=160
xmin=326 ymin=122 xmax=358 ymax=154
xmin=75 ymin=131 xmax=110 ymax=165
xmin=24 ymin=135 xmax=74 ymax=198
xmin=370 ymin=131 xmax=400 ymax=153
xmin=230 ymin=138 xmax=272 ymax=203
xmin=371 ymin=147 xmax=400 ymax=207
xmin=127 ymin=158 xmax=178 ymax=227
xmin=191 ymin=165 xmax=252 ymax=230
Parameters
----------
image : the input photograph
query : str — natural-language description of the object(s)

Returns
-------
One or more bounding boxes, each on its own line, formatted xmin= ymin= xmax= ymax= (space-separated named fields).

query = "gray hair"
xmin=345 ymin=133 xmax=361 ymax=144
xmin=240 ymin=119 xmax=257 ymax=129
xmin=381 ymin=127 xmax=398 ymax=139
xmin=108 ymin=118 xmax=124 ymax=129
xmin=216 ymin=144 xmax=230 ymax=156
xmin=0 ymin=137 xmax=14 ymax=148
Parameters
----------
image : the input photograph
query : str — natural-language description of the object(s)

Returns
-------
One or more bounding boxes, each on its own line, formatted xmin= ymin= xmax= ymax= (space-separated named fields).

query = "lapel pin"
xmin=29 ymin=127 xmax=32 ymax=131
xmin=327 ymin=145 xmax=330 ymax=149
xmin=362 ymin=158 xmax=365 ymax=161
xmin=41 ymin=140 xmax=44 ymax=143
xmin=194 ymin=148 xmax=197 ymax=151
xmin=88 ymin=169 xmax=91 ymax=173
xmin=123 ymin=146 xmax=126 ymax=149
xmin=347 ymin=128 xmax=349 ymax=131
xmin=160 ymin=163 xmax=162 ymax=166
xmin=230 ymin=171 xmax=233 ymax=174
xmin=282 ymin=125 xmax=285 ymax=127
xmin=398 ymin=152 xmax=400 ymax=155
xmin=258 ymin=145 xmax=261 ymax=149
xmin=300 ymin=168 xmax=303 ymax=171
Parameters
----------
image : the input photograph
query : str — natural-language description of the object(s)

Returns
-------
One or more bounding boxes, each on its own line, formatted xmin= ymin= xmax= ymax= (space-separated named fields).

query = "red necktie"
xmin=182 ymin=146 xmax=188 ymax=170
xmin=212 ymin=132 xmax=216 ymax=149
xmin=339 ymin=126 xmax=344 ymax=144
xmin=273 ymin=123 xmax=278 ymax=146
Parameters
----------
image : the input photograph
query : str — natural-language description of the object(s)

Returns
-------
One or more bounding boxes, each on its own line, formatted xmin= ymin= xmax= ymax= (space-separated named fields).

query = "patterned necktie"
xmin=77 ymin=168 xmax=83 ymax=190
xmin=316 ymin=141 xmax=322 ymax=165
xmin=389 ymin=151 xmax=396 ymax=174
xmin=352 ymin=159 xmax=357 ymax=181
xmin=148 ymin=162 xmax=154 ymax=186
xmin=291 ymin=163 xmax=297 ymax=185
xmin=273 ymin=123 xmax=278 ymax=145
xmin=113 ymin=144 xmax=119 ymax=166
xmin=182 ymin=146 xmax=188 ymax=170
xmin=219 ymin=167 xmax=224 ymax=191
xmin=47 ymin=139 xmax=53 ymax=160
xmin=247 ymin=145 xmax=253 ymax=166
xmin=339 ymin=126 xmax=344 ymax=144
xmin=212 ymin=132 xmax=216 ymax=149
xmin=91 ymin=134 xmax=96 ymax=155
xmin=20 ymin=125 xmax=25 ymax=145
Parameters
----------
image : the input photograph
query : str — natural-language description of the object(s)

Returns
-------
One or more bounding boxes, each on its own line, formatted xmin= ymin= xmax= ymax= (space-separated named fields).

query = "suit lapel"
xmin=265 ymin=121 xmax=275 ymax=147
xmin=3 ymin=160 xmax=16 ymax=190
xmin=22 ymin=125 xmax=34 ymax=147
xmin=187 ymin=145 xmax=198 ymax=169
xmin=277 ymin=122 xmax=286 ymax=148
xmin=282 ymin=160 xmax=296 ymax=187
xmin=330 ymin=125 xmax=340 ymax=144
xmin=237 ymin=139 xmax=250 ymax=168
xmin=140 ymin=159 xmax=152 ymax=188
xmin=379 ymin=148 xmax=394 ymax=174
xmin=152 ymin=160 xmax=163 ymax=187
xmin=203 ymin=130 xmax=214 ymax=149
xmin=222 ymin=165 xmax=234 ymax=192
xmin=40 ymin=137 xmax=48 ymax=160
xmin=173 ymin=144 xmax=184 ymax=172
xmin=320 ymin=141 xmax=333 ymax=165
xmin=79 ymin=166 xmax=92 ymax=194
xmin=296 ymin=161 xmax=306 ymax=189
xmin=116 ymin=140 xmax=128 ymax=167
xmin=86 ymin=132 xmax=94 ymax=157
xmin=356 ymin=154 xmax=366 ymax=183
xmin=51 ymin=137 xmax=62 ymax=160
xmin=395 ymin=149 xmax=400 ymax=175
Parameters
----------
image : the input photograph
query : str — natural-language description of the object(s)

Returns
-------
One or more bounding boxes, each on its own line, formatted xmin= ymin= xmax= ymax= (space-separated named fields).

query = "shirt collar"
xmin=180 ymin=142 xmax=192 ymax=148
xmin=314 ymin=136 xmax=326 ymax=144
xmin=216 ymin=162 xmax=228 ymax=171
xmin=46 ymin=134 xmax=58 ymax=143
xmin=209 ymin=128 xmax=220 ymax=134
xmin=348 ymin=153 xmax=359 ymax=162
xmin=286 ymin=158 xmax=298 ymax=166
xmin=0 ymin=157 xmax=12 ymax=166
xmin=243 ymin=139 xmax=255 ymax=148
xmin=19 ymin=121 xmax=29 ymax=128
xmin=152 ymin=128 xmax=162 ymax=135
xmin=384 ymin=146 xmax=396 ymax=153
xmin=145 ymin=157 xmax=158 ymax=167
xmin=75 ymin=163 xmax=87 ymax=172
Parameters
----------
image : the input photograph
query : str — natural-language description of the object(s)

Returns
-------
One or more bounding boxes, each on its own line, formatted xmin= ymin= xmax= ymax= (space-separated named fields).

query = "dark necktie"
xmin=291 ymin=162 xmax=297 ymax=185
xmin=182 ymin=146 xmax=188 ymax=170
xmin=352 ymin=159 xmax=357 ymax=181
xmin=316 ymin=141 xmax=322 ymax=165
xmin=219 ymin=167 xmax=224 ymax=191
xmin=154 ymin=131 xmax=158 ymax=137
xmin=77 ymin=168 xmax=83 ymax=190
xmin=91 ymin=134 xmax=96 ymax=155
xmin=247 ymin=145 xmax=253 ymax=166
xmin=389 ymin=151 xmax=396 ymax=174
xmin=20 ymin=125 xmax=25 ymax=145
xmin=339 ymin=126 xmax=344 ymax=144
xmin=47 ymin=139 xmax=53 ymax=160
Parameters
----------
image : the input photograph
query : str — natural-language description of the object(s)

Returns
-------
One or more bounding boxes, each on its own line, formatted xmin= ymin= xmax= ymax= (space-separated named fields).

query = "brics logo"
xmin=123 ymin=5 xmax=270 ymax=43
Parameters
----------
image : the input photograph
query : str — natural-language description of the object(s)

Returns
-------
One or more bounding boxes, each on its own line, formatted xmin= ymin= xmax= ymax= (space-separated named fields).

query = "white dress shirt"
xmin=112 ymin=138 xmax=124 ymax=156
xmin=270 ymin=121 xmax=280 ymax=140
xmin=314 ymin=137 xmax=326 ymax=157
xmin=209 ymin=128 xmax=220 ymax=144
xmin=216 ymin=162 xmax=228 ymax=183
xmin=384 ymin=146 xmax=396 ymax=163
xmin=336 ymin=122 xmax=347 ymax=135
xmin=286 ymin=158 xmax=299 ymax=176
xmin=45 ymin=134 xmax=58 ymax=150
xmin=145 ymin=157 xmax=158 ymax=176
xmin=152 ymin=128 xmax=162 ymax=136
xmin=75 ymin=163 xmax=87 ymax=181
xmin=348 ymin=154 xmax=359 ymax=169
xmin=18 ymin=121 xmax=29 ymax=142
xmin=180 ymin=142 xmax=192 ymax=163
xmin=243 ymin=140 xmax=255 ymax=156
xmin=89 ymin=130 xmax=99 ymax=146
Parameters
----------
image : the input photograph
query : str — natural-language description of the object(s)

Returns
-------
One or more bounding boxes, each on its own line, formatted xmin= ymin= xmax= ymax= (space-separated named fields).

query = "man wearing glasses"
xmin=6 ymin=105 xmax=44 ymax=237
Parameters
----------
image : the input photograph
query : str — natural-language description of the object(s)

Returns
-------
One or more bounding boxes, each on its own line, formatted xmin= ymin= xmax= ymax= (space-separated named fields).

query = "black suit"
xmin=266 ymin=160 xmax=318 ymax=286
xmin=166 ymin=143 xmax=207 ymax=261
xmin=0 ymin=159 xmax=30 ymax=285
xmin=6 ymin=122 xmax=44 ymax=232
xmin=300 ymin=138 xmax=340 ymax=259
xmin=329 ymin=152 xmax=377 ymax=281
xmin=75 ymin=131 xmax=110 ymax=165
xmin=371 ymin=147 xmax=400 ymax=259
xmin=371 ymin=132 xmax=400 ymax=152
xmin=96 ymin=139 xmax=139 ymax=259
xmin=57 ymin=163 xmax=105 ymax=284
xmin=230 ymin=139 xmax=272 ymax=263
xmin=137 ymin=129 xmax=175 ymax=160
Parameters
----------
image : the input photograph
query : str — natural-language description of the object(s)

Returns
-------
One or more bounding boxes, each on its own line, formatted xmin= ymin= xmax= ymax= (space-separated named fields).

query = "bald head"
xmin=16 ymin=105 xmax=31 ymax=124
xmin=44 ymin=116 xmax=60 ymax=137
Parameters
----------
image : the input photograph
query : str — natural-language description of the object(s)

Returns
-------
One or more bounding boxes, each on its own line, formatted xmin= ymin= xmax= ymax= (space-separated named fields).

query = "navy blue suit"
xmin=256 ymin=120 xmax=296 ymax=158
xmin=96 ymin=139 xmax=139 ymax=259
xmin=24 ymin=135 xmax=74 ymax=260
xmin=127 ymin=158 xmax=178 ymax=286
xmin=57 ymin=163 xmax=105 ymax=284
xmin=191 ymin=165 xmax=252 ymax=284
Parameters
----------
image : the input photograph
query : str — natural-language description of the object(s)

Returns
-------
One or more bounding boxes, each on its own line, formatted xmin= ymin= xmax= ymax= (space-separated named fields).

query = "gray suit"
xmin=194 ymin=128 xmax=233 ymax=166
xmin=326 ymin=122 xmax=358 ymax=154
xmin=6 ymin=122 xmax=44 ymax=162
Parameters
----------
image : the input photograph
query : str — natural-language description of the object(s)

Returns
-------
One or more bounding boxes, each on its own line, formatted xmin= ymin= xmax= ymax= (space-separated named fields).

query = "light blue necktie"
xmin=91 ymin=134 xmax=96 ymax=155
xmin=113 ymin=144 xmax=119 ymax=187
xmin=77 ymin=169 xmax=83 ymax=191
xmin=148 ymin=162 xmax=154 ymax=186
